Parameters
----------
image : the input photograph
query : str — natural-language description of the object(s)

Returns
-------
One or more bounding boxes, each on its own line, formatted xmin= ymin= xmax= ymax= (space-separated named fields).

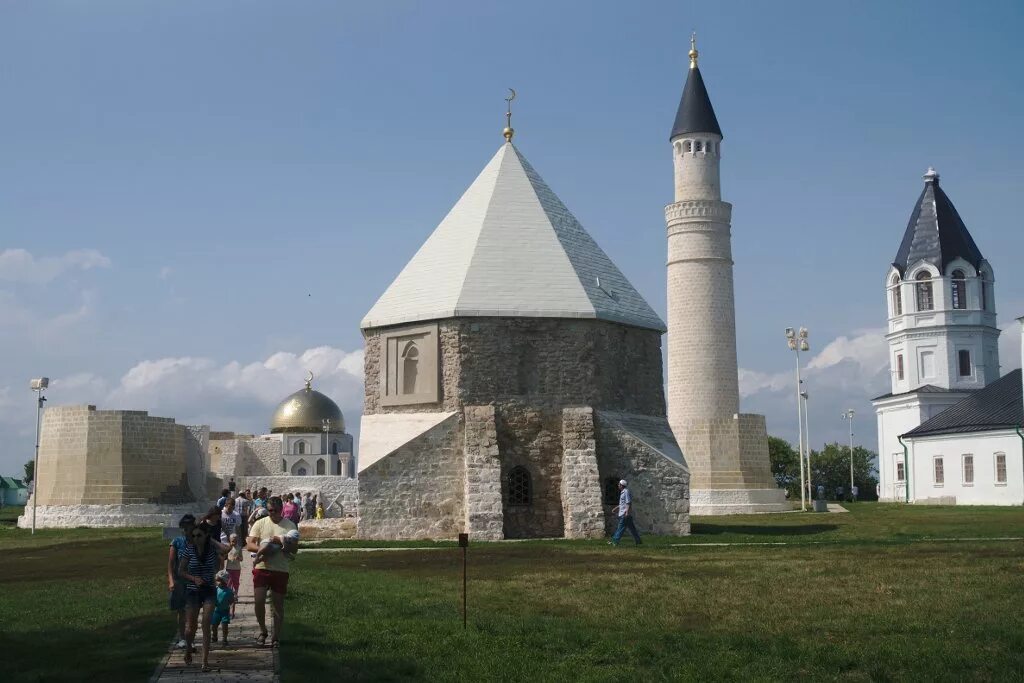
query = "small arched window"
xmin=915 ymin=272 xmax=934 ymax=311
xmin=603 ymin=477 xmax=621 ymax=506
xmin=891 ymin=275 xmax=903 ymax=315
xmin=401 ymin=341 xmax=419 ymax=395
xmin=507 ymin=466 xmax=531 ymax=507
xmin=316 ymin=459 xmax=325 ymax=475
xmin=281 ymin=459 xmax=287 ymax=473
xmin=295 ymin=441 xmax=306 ymax=455
xmin=335 ymin=459 xmax=342 ymax=475
xmin=951 ymin=270 xmax=967 ymax=310
xmin=684 ymin=140 xmax=692 ymax=153
xmin=694 ymin=141 xmax=702 ymax=152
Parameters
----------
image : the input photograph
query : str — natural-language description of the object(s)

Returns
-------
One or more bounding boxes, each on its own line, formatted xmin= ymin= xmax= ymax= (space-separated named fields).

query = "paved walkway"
xmin=151 ymin=555 xmax=278 ymax=683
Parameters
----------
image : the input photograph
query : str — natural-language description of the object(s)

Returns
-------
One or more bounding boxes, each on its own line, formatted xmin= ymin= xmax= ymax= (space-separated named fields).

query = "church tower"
xmin=874 ymin=168 xmax=1000 ymax=500
xmin=665 ymin=39 xmax=786 ymax=513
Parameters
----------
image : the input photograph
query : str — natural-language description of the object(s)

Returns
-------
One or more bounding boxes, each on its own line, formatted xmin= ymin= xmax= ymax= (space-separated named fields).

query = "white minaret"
xmin=874 ymin=168 xmax=1001 ymax=501
xmin=665 ymin=38 xmax=786 ymax=514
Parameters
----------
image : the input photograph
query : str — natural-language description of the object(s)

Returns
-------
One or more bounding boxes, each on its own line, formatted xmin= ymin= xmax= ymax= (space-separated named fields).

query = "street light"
xmin=785 ymin=327 xmax=810 ymax=511
xmin=30 ymin=377 xmax=49 ymax=535
xmin=802 ymin=389 xmax=812 ymax=503
xmin=322 ymin=418 xmax=331 ymax=458
xmin=842 ymin=409 xmax=856 ymax=501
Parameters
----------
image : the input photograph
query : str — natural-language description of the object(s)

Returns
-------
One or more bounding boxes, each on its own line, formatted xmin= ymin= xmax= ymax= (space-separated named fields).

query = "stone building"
xmin=356 ymin=133 xmax=690 ymax=540
xmin=665 ymin=39 xmax=787 ymax=514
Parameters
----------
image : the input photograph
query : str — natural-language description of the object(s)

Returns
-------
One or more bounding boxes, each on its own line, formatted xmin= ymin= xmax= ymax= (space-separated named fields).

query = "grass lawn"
xmin=1 ymin=503 xmax=1023 ymax=681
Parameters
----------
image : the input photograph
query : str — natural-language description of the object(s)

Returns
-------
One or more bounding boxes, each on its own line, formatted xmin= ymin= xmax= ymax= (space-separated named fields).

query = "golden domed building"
xmin=270 ymin=375 xmax=354 ymax=477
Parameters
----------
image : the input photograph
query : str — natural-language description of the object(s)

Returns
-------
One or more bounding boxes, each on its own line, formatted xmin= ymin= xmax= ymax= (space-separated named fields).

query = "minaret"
xmin=665 ymin=38 xmax=786 ymax=513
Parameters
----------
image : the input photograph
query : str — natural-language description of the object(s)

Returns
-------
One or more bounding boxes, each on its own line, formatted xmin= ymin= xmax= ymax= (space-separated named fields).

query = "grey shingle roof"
xmin=361 ymin=143 xmax=666 ymax=332
xmin=892 ymin=171 xmax=985 ymax=275
xmin=902 ymin=370 xmax=1023 ymax=438
xmin=871 ymin=384 xmax=972 ymax=401
xmin=670 ymin=65 xmax=722 ymax=139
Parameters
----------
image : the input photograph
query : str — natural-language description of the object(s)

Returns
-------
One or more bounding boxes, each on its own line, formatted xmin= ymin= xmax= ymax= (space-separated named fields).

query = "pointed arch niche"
xmin=380 ymin=324 xmax=440 ymax=406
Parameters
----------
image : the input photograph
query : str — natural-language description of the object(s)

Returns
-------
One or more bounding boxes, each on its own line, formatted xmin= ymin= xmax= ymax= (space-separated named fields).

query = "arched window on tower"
xmin=507 ymin=466 xmax=532 ymax=507
xmin=694 ymin=141 xmax=702 ymax=152
xmin=951 ymin=270 xmax=967 ymax=310
xmin=684 ymin=140 xmax=692 ymax=153
xmin=891 ymin=275 xmax=902 ymax=315
xmin=915 ymin=272 xmax=933 ymax=311
xmin=316 ymin=459 xmax=325 ymax=475
xmin=331 ymin=441 xmax=339 ymax=455
xmin=295 ymin=441 xmax=306 ymax=455
xmin=401 ymin=341 xmax=419 ymax=395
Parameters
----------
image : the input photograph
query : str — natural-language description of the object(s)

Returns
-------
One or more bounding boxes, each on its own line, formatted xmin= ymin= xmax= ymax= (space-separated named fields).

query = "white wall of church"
xmin=903 ymin=430 xmax=1023 ymax=505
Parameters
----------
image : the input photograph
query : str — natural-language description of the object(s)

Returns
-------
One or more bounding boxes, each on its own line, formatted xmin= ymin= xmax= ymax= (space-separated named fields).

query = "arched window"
xmin=951 ymin=270 xmax=966 ymax=309
xmin=335 ymin=459 xmax=342 ymax=475
xmin=603 ymin=477 xmax=621 ymax=506
xmin=401 ymin=341 xmax=419 ymax=395
xmin=694 ymin=141 xmax=702 ymax=152
xmin=980 ymin=275 xmax=988 ymax=311
xmin=281 ymin=459 xmax=286 ymax=473
xmin=507 ymin=466 xmax=531 ymax=507
xmin=891 ymin=275 xmax=902 ymax=315
xmin=684 ymin=140 xmax=692 ymax=153
xmin=316 ymin=459 xmax=326 ymax=475
xmin=915 ymin=272 xmax=933 ymax=311
xmin=295 ymin=441 xmax=306 ymax=455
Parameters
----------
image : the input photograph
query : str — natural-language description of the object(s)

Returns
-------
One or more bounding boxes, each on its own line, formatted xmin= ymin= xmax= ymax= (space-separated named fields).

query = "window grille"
xmin=507 ymin=466 xmax=532 ymax=506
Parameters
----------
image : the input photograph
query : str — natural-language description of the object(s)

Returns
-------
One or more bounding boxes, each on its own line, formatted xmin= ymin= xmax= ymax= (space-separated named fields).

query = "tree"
xmin=23 ymin=459 xmax=34 ymax=484
xmin=768 ymin=436 xmax=801 ymax=499
xmin=808 ymin=442 xmax=878 ymax=501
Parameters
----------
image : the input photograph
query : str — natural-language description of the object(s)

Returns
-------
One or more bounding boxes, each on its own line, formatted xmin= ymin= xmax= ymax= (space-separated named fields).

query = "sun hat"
xmin=619 ymin=479 xmax=628 ymax=486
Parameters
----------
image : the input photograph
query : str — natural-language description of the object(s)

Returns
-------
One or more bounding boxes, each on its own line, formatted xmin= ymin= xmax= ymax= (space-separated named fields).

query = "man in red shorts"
xmin=246 ymin=495 xmax=298 ymax=647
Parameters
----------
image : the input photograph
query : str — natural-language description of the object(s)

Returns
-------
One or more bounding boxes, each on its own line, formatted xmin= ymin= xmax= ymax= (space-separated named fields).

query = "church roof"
xmin=361 ymin=143 xmax=666 ymax=332
xmin=871 ymin=384 xmax=973 ymax=402
xmin=902 ymin=370 xmax=1022 ymax=438
xmin=892 ymin=169 xmax=985 ymax=275
xmin=670 ymin=65 xmax=722 ymax=139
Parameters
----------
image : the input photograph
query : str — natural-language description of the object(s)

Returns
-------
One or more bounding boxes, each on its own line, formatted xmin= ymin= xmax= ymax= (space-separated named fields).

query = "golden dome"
xmin=270 ymin=377 xmax=344 ymax=433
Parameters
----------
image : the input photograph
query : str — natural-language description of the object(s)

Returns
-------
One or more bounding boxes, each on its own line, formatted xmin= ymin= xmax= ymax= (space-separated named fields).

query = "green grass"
xmin=1 ymin=504 xmax=1023 ymax=681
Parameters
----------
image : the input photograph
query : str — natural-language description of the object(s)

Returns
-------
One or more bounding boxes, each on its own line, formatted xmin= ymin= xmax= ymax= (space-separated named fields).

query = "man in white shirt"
xmin=608 ymin=479 xmax=642 ymax=546
xmin=246 ymin=496 xmax=298 ymax=647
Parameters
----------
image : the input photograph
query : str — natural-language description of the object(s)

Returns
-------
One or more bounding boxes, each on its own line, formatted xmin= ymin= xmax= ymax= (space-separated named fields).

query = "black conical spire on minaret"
xmin=670 ymin=35 xmax=722 ymax=140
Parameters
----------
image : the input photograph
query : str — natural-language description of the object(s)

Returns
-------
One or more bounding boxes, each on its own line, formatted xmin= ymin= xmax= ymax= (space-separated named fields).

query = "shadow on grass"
xmin=281 ymin=622 xmax=422 ymax=682
xmin=692 ymin=523 xmax=838 ymax=537
xmin=2 ymin=614 xmax=167 ymax=683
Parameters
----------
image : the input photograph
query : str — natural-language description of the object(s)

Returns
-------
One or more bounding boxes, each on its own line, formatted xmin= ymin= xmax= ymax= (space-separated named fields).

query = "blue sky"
xmin=2 ymin=1 xmax=1023 ymax=476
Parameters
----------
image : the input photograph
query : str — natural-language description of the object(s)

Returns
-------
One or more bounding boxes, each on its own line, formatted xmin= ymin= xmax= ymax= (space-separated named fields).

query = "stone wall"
xmin=358 ymin=414 xmax=464 ymax=539
xmin=498 ymin=401 xmax=564 ymax=539
xmin=18 ymin=503 xmax=209 ymax=529
xmin=463 ymin=405 xmax=503 ymax=540
xmin=560 ymin=407 xmax=604 ymax=539
xmin=235 ymin=475 xmax=359 ymax=518
xmin=35 ymin=406 xmax=197 ymax=506
xmin=363 ymin=318 xmax=666 ymax=416
xmin=595 ymin=412 xmax=690 ymax=536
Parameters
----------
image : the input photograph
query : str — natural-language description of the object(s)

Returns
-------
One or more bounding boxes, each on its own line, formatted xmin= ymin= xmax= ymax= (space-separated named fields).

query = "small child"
xmin=225 ymin=534 xmax=243 ymax=617
xmin=209 ymin=570 xmax=234 ymax=645
xmin=253 ymin=529 xmax=300 ymax=565
xmin=315 ymin=502 xmax=324 ymax=520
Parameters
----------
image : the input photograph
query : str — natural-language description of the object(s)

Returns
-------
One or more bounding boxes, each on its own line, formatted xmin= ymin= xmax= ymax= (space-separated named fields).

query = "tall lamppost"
xmin=802 ymin=389 xmax=812 ymax=502
xmin=30 ymin=377 xmax=49 ymax=535
xmin=322 ymin=418 xmax=331 ymax=459
xmin=842 ymin=409 xmax=856 ymax=499
xmin=785 ymin=327 xmax=809 ymax=511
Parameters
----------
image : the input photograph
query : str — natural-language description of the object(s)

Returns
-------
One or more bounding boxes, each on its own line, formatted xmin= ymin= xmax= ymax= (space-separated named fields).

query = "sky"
xmin=2 ymin=1 xmax=1023 ymax=477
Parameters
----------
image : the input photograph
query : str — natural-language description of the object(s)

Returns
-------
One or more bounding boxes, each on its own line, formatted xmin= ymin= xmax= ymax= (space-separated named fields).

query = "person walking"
xmin=167 ymin=513 xmax=196 ymax=649
xmin=608 ymin=479 xmax=642 ymax=546
xmin=220 ymin=496 xmax=242 ymax=544
xmin=247 ymin=496 xmax=299 ymax=649
xmin=178 ymin=521 xmax=229 ymax=672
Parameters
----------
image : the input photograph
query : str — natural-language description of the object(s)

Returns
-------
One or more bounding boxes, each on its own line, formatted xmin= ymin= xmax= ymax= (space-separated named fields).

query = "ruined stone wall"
xmin=363 ymin=318 xmax=666 ymax=416
xmin=560 ymin=407 xmax=605 ymax=539
xmin=242 ymin=436 xmax=285 ymax=477
xmin=358 ymin=414 xmax=464 ymax=539
xmin=498 ymin=401 xmax=564 ymax=538
xmin=463 ymin=405 xmax=503 ymax=540
xmin=595 ymin=413 xmax=690 ymax=536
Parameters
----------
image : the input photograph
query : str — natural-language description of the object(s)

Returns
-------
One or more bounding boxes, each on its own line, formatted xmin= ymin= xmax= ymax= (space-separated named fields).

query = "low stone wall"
xmin=18 ymin=501 xmax=213 ymax=529
xmin=299 ymin=518 xmax=358 ymax=540
xmin=234 ymin=475 xmax=358 ymax=518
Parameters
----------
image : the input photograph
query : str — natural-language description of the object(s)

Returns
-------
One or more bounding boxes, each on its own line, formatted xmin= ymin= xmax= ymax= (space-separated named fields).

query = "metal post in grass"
xmin=459 ymin=532 xmax=469 ymax=629
xmin=842 ymin=410 xmax=855 ymax=500
xmin=29 ymin=377 xmax=49 ymax=535
xmin=785 ymin=328 xmax=809 ymax=511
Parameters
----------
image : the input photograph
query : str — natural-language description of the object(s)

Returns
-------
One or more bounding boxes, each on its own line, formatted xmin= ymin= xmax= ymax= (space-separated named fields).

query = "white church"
xmin=873 ymin=168 xmax=1023 ymax=505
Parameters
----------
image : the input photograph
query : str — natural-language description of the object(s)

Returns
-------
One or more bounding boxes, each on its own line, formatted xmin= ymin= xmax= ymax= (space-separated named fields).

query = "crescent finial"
xmin=305 ymin=370 xmax=314 ymax=388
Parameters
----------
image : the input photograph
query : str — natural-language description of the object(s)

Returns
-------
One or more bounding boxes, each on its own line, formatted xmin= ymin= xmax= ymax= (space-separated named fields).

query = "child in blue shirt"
xmin=209 ymin=570 xmax=235 ymax=644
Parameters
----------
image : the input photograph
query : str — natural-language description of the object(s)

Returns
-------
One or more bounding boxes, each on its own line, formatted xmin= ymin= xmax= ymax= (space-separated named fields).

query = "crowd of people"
xmin=166 ymin=484 xmax=322 ymax=672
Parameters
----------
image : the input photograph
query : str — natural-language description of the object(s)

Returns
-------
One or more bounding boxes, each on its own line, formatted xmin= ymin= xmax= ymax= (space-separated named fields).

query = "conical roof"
xmin=892 ymin=169 xmax=985 ymax=275
xmin=361 ymin=143 xmax=665 ymax=332
xmin=670 ymin=65 xmax=722 ymax=139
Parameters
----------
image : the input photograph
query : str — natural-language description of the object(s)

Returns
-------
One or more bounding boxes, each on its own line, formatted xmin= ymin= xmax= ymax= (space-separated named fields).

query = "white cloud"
xmin=159 ymin=266 xmax=173 ymax=280
xmin=0 ymin=290 xmax=98 ymax=338
xmin=0 ymin=248 xmax=111 ymax=284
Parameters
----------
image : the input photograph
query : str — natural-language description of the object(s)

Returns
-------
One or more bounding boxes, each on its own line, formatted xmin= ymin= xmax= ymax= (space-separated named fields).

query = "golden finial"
xmin=689 ymin=32 xmax=699 ymax=69
xmin=503 ymin=88 xmax=516 ymax=142
xmin=304 ymin=370 xmax=313 ymax=390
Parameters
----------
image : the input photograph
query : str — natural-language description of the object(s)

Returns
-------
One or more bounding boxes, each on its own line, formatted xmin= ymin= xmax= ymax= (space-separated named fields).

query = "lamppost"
xmin=785 ymin=327 xmax=809 ymax=511
xmin=30 ymin=377 xmax=49 ymax=535
xmin=322 ymin=418 xmax=331 ymax=472
xmin=842 ymin=409 xmax=856 ymax=500
xmin=802 ymin=389 xmax=812 ymax=503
